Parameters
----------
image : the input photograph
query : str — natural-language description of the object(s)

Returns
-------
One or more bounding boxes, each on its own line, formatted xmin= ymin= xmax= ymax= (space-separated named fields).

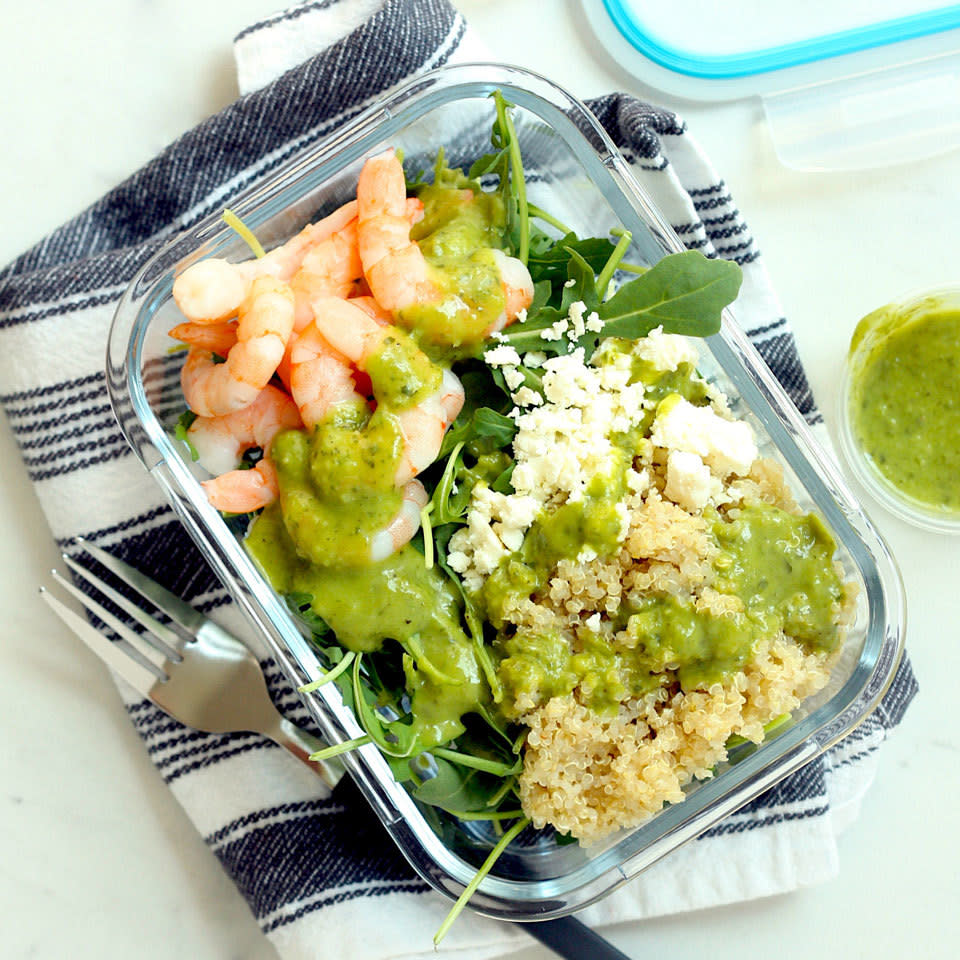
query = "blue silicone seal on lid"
xmin=602 ymin=0 xmax=960 ymax=78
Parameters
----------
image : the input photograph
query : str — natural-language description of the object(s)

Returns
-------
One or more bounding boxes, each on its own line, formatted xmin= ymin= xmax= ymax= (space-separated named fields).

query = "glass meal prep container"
xmin=106 ymin=63 xmax=905 ymax=921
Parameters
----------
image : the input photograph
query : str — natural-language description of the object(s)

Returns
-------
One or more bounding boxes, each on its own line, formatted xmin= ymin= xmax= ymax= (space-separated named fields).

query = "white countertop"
xmin=2 ymin=2 xmax=958 ymax=958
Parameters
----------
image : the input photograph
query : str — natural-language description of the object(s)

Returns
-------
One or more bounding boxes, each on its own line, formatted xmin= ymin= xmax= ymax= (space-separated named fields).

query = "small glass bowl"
xmin=839 ymin=284 xmax=960 ymax=536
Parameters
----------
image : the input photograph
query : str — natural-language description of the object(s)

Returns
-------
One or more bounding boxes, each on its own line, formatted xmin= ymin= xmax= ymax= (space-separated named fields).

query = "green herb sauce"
xmin=246 ymin=314 xmax=490 ymax=750
xmin=268 ymin=328 xmax=442 ymax=568
xmin=491 ymin=501 xmax=843 ymax=718
xmin=401 ymin=173 xmax=507 ymax=351
xmin=849 ymin=300 xmax=960 ymax=512
xmin=248 ymin=504 xmax=487 ymax=749
xmin=364 ymin=328 xmax=442 ymax=410
xmin=271 ymin=420 xmax=402 ymax=569
xmin=479 ymin=468 xmax=628 ymax=632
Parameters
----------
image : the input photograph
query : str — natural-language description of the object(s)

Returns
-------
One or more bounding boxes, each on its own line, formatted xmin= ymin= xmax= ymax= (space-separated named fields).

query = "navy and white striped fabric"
xmin=0 ymin=1 xmax=916 ymax=957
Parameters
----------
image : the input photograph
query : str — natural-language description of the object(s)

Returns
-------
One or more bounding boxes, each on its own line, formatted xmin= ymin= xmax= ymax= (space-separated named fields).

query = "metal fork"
xmin=40 ymin=538 xmax=344 ymax=791
xmin=42 ymin=542 xmax=634 ymax=960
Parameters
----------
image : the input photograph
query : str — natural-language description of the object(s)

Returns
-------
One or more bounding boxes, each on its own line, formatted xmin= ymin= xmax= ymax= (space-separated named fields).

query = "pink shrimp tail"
xmin=169 ymin=320 xmax=238 ymax=357
xmin=202 ymin=459 xmax=279 ymax=513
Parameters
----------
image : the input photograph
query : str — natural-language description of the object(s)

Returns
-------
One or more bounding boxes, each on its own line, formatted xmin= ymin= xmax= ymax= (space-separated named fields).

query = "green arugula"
xmin=412 ymin=757 xmax=506 ymax=813
xmin=174 ymin=410 xmax=199 ymax=461
xmin=499 ymin=248 xmax=741 ymax=360
xmin=469 ymin=91 xmax=529 ymax=263
xmin=526 ymin=229 xmax=617 ymax=285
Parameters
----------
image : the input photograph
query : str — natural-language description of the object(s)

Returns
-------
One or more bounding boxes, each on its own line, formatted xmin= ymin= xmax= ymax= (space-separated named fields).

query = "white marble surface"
xmin=1 ymin=1 xmax=958 ymax=958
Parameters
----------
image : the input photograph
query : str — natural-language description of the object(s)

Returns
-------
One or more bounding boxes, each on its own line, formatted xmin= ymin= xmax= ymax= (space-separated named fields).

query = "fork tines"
xmin=40 ymin=539 xmax=197 ymax=695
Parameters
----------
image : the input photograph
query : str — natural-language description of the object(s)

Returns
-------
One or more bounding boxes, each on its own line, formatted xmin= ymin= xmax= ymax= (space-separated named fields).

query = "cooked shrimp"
xmin=169 ymin=320 xmax=237 ymax=357
xmin=348 ymin=295 xmax=393 ymax=324
xmin=370 ymin=479 xmax=428 ymax=562
xmin=356 ymin=150 xmax=534 ymax=336
xmin=203 ymin=458 xmax=281 ymax=514
xmin=356 ymin=150 xmax=438 ymax=314
xmin=288 ymin=321 xmax=365 ymax=429
xmin=310 ymin=296 xmax=464 ymax=483
xmin=288 ymin=198 xmax=425 ymax=333
xmin=181 ymin=276 xmax=295 ymax=418
xmin=487 ymin=248 xmax=535 ymax=335
xmin=290 ymin=220 xmax=363 ymax=332
xmin=173 ymin=199 xmax=357 ymax=323
xmin=392 ymin=368 xmax=464 ymax=484
xmin=188 ymin=384 xmax=302 ymax=513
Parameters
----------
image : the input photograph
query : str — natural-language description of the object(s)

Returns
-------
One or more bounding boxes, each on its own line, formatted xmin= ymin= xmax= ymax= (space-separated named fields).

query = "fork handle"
xmin=266 ymin=716 xmax=347 ymax=792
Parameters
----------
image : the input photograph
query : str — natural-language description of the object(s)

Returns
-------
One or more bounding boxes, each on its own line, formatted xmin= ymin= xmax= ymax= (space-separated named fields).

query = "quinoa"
xmin=460 ymin=331 xmax=852 ymax=844
xmin=519 ymin=635 xmax=833 ymax=843
xmin=495 ymin=465 xmax=847 ymax=842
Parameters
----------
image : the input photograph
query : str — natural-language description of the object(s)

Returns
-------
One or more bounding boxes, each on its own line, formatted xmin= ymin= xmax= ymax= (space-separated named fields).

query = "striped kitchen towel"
xmin=0 ymin=1 xmax=916 ymax=958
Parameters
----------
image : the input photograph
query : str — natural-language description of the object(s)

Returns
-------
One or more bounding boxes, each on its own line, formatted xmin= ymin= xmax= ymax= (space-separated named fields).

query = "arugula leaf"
xmin=491 ymin=462 xmax=515 ymax=495
xmin=499 ymin=249 xmax=741 ymax=360
xmin=496 ymin=247 xmax=599 ymax=355
xmin=413 ymin=757 xmax=506 ymax=813
xmin=352 ymin=654 xmax=420 ymax=759
xmin=597 ymin=250 xmax=741 ymax=340
xmin=527 ymin=278 xmax=552 ymax=316
xmin=284 ymin=592 xmax=333 ymax=642
xmin=434 ymin=817 xmax=530 ymax=945
xmin=472 ymin=407 xmax=517 ymax=446
xmin=468 ymin=91 xmax=528 ymax=263
xmin=434 ymin=523 xmax=503 ymax=703
xmin=174 ymin=410 xmax=199 ymax=461
xmin=431 ymin=746 xmax=522 ymax=777
xmin=489 ymin=363 xmax=543 ymax=401
xmin=298 ymin=649 xmax=355 ymax=693
xmin=526 ymin=231 xmax=617 ymax=285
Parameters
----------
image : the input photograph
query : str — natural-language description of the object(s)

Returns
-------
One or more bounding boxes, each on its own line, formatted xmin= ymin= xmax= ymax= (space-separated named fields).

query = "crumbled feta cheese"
xmin=484 ymin=344 xmax=522 ymax=367
xmin=663 ymin=450 xmax=725 ymax=512
xmin=448 ymin=344 xmax=653 ymax=587
xmin=540 ymin=315 xmax=569 ymax=341
xmin=511 ymin=386 xmax=543 ymax=407
xmin=564 ymin=278 xmax=577 ymax=288
xmin=635 ymin=326 xmax=700 ymax=372
xmin=524 ymin=351 xmax=547 ymax=368
xmin=585 ymin=311 xmax=603 ymax=333
xmin=650 ymin=396 xmax=757 ymax=477
xmin=502 ymin=366 xmax=526 ymax=390
xmin=627 ymin=467 xmax=651 ymax=493
xmin=569 ymin=301 xmax=587 ymax=337
xmin=495 ymin=525 xmax=525 ymax=553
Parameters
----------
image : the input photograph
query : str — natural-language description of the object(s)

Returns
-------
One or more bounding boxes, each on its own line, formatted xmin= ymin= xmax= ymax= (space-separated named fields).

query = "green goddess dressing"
xmin=848 ymin=293 xmax=960 ymax=514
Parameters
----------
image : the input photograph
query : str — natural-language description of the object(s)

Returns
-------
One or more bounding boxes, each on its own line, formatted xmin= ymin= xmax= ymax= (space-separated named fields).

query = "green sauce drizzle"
xmin=401 ymin=164 xmax=508 ymax=352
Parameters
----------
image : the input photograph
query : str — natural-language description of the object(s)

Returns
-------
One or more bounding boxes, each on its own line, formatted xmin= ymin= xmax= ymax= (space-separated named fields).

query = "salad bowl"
xmin=106 ymin=62 xmax=905 ymax=920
